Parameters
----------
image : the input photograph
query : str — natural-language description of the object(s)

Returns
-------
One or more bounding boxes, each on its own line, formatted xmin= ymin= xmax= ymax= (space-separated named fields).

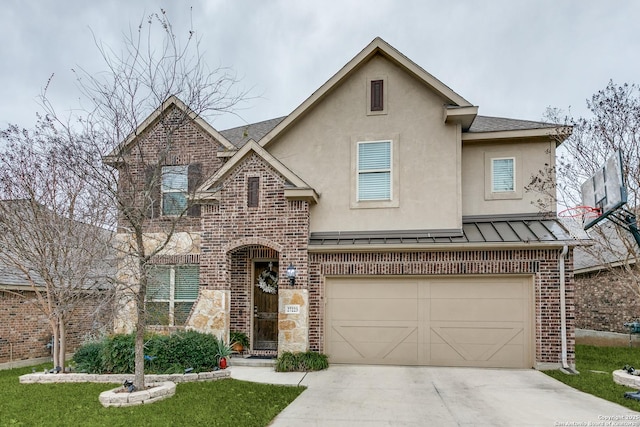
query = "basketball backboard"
xmin=581 ymin=150 xmax=627 ymax=230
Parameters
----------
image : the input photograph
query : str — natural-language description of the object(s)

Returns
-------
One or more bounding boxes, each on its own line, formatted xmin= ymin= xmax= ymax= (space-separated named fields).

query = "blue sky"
xmin=1 ymin=0 xmax=639 ymax=131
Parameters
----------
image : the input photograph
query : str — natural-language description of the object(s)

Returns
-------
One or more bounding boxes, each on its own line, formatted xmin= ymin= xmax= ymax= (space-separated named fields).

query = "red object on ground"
xmin=219 ymin=358 xmax=227 ymax=369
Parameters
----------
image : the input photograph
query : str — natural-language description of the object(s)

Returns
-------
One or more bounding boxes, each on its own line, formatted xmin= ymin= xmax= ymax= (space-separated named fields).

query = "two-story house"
xmin=113 ymin=38 xmax=576 ymax=370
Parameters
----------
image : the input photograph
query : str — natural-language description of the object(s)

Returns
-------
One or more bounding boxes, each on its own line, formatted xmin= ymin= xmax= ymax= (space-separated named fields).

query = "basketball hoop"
xmin=558 ymin=206 xmax=602 ymax=220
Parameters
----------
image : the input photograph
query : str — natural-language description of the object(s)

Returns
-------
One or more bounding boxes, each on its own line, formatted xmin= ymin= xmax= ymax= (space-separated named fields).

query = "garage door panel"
xmin=329 ymin=280 xmax=418 ymax=299
xmin=325 ymin=276 xmax=532 ymax=368
xmin=331 ymin=299 xmax=418 ymax=321
xmin=431 ymin=280 xmax=526 ymax=299
xmin=329 ymin=323 xmax=418 ymax=343
xmin=431 ymin=299 xmax=525 ymax=322
xmin=430 ymin=324 xmax=525 ymax=345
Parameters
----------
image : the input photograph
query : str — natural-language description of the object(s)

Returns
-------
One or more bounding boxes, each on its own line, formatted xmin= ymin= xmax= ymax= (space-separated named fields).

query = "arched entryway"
xmin=228 ymin=245 xmax=280 ymax=356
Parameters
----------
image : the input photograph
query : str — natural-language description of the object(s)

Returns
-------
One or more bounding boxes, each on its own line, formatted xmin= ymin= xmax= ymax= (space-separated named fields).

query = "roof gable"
xmin=196 ymin=140 xmax=318 ymax=203
xmin=106 ymin=95 xmax=235 ymax=159
xmin=258 ymin=37 xmax=474 ymax=148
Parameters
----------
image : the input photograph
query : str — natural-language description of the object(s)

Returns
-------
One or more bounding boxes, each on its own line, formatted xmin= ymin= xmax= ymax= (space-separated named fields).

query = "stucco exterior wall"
xmin=461 ymin=140 xmax=556 ymax=216
xmin=269 ymin=53 xmax=461 ymax=234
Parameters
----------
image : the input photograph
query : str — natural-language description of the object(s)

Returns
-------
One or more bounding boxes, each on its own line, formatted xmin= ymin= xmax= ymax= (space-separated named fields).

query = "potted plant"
xmin=230 ymin=331 xmax=249 ymax=353
xmin=216 ymin=338 xmax=233 ymax=369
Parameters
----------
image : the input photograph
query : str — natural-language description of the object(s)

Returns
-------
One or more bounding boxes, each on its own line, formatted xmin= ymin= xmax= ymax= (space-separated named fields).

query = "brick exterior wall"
xmin=200 ymin=153 xmax=310 ymax=292
xmin=116 ymin=106 xmax=227 ymax=234
xmin=575 ymin=267 xmax=640 ymax=333
xmin=0 ymin=290 xmax=112 ymax=364
xmin=308 ymin=249 xmax=575 ymax=366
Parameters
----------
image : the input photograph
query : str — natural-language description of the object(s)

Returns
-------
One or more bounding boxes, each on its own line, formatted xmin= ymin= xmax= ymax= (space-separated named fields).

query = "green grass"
xmin=545 ymin=344 xmax=640 ymax=411
xmin=0 ymin=364 xmax=305 ymax=426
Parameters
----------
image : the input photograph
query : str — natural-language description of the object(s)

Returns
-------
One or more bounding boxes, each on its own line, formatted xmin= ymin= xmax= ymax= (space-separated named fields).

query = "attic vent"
xmin=371 ymin=79 xmax=384 ymax=111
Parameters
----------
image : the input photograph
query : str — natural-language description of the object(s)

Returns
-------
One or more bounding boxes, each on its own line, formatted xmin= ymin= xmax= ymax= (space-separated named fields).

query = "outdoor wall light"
xmin=286 ymin=263 xmax=296 ymax=286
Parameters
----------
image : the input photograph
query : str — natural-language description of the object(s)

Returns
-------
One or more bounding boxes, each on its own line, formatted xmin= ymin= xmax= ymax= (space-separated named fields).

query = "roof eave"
xmin=308 ymin=241 xmax=582 ymax=253
xmin=462 ymin=127 xmax=564 ymax=142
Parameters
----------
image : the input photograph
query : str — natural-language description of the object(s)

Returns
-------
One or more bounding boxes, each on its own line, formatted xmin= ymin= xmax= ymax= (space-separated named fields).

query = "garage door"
xmin=325 ymin=276 xmax=533 ymax=368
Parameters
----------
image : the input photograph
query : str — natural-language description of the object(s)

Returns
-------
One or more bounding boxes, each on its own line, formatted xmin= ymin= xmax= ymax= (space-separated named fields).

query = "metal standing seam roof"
xmin=308 ymin=218 xmax=574 ymax=246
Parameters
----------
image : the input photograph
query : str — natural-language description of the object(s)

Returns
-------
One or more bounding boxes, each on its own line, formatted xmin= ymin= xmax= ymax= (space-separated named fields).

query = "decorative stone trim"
xmin=19 ymin=370 xmax=230 ymax=384
xmin=99 ymin=381 xmax=176 ymax=407
xmin=613 ymin=370 xmax=640 ymax=389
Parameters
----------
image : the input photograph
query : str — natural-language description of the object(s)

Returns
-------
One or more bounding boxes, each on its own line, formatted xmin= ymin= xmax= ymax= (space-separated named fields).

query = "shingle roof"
xmin=220 ymin=117 xmax=286 ymax=148
xmin=219 ymin=115 xmax=557 ymax=147
xmin=309 ymin=216 xmax=574 ymax=246
xmin=467 ymin=116 xmax=557 ymax=133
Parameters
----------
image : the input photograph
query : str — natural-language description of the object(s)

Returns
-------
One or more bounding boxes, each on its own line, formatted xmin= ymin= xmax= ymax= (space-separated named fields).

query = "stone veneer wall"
xmin=308 ymin=248 xmax=575 ymax=366
xmin=575 ymin=267 xmax=640 ymax=333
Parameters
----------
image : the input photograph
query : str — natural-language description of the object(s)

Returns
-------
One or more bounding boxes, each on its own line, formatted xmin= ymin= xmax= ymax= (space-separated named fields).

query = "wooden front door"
xmin=253 ymin=261 xmax=278 ymax=350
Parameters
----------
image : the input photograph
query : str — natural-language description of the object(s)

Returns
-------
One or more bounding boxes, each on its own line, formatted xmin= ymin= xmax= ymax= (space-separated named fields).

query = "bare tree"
xmin=531 ymin=81 xmax=640 ymax=287
xmin=0 ymin=116 xmax=115 ymax=369
xmin=42 ymin=9 xmax=246 ymax=389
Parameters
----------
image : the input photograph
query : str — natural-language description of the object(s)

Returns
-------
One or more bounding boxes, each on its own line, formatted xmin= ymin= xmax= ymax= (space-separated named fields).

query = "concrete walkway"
xmin=230 ymin=365 xmax=640 ymax=426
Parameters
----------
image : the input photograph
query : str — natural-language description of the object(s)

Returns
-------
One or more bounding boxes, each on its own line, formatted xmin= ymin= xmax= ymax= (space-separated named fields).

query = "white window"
xmin=357 ymin=141 xmax=392 ymax=201
xmin=161 ymin=165 xmax=188 ymax=215
xmin=491 ymin=157 xmax=515 ymax=192
xmin=146 ymin=265 xmax=199 ymax=326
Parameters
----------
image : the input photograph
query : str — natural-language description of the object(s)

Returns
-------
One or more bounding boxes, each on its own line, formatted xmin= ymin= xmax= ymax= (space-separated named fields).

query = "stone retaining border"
xmin=19 ymin=369 xmax=230 ymax=384
xmin=613 ymin=370 xmax=640 ymax=389
xmin=99 ymin=381 xmax=176 ymax=407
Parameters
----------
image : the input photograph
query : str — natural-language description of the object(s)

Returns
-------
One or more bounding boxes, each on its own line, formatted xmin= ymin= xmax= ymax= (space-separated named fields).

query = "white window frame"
xmin=146 ymin=265 xmax=199 ymax=326
xmin=356 ymin=140 xmax=392 ymax=202
xmin=161 ymin=165 xmax=189 ymax=216
xmin=491 ymin=157 xmax=516 ymax=193
xmin=484 ymin=152 xmax=522 ymax=201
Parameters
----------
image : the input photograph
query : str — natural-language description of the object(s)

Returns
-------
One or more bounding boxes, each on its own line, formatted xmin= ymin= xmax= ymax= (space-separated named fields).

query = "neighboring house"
xmin=574 ymin=223 xmax=640 ymax=335
xmin=112 ymin=37 xmax=577 ymax=369
xmin=0 ymin=201 xmax=115 ymax=365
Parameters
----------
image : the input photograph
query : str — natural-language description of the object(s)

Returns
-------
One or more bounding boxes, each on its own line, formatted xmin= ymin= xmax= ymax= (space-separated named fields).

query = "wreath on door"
xmin=256 ymin=263 xmax=278 ymax=294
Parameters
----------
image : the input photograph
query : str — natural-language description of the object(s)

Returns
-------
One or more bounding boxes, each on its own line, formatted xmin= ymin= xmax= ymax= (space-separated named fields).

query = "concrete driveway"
xmin=233 ymin=365 xmax=640 ymax=426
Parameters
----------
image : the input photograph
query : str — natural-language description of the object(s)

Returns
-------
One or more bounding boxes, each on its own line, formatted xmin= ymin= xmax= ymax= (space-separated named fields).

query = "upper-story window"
xmin=357 ymin=140 xmax=392 ymax=201
xmin=161 ymin=165 xmax=189 ymax=215
xmin=491 ymin=157 xmax=515 ymax=192
xmin=146 ymin=265 xmax=199 ymax=326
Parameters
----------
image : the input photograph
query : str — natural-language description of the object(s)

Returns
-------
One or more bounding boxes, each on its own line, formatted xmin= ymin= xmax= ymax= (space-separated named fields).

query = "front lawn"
xmin=545 ymin=345 xmax=640 ymax=411
xmin=0 ymin=365 xmax=304 ymax=426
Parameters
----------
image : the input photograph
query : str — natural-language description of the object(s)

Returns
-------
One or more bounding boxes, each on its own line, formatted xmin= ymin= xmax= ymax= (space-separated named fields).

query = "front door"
xmin=253 ymin=261 xmax=278 ymax=350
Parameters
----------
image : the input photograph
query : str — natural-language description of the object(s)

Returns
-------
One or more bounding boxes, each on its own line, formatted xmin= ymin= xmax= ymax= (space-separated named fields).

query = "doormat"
xmin=247 ymin=355 xmax=276 ymax=359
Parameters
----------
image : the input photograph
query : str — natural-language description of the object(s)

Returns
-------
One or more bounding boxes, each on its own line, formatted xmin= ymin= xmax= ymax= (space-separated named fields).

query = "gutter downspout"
xmin=559 ymin=245 xmax=575 ymax=373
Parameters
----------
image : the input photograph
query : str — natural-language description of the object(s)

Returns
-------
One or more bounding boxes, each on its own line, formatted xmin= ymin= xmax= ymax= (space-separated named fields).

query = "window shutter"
xmin=147 ymin=267 xmax=170 ymax=300
xmin=187 ymin=163 xmax=202 ymax=217
xmin=371 ymin=80 xmax=384 ymax=111
xmin=358 ymin=141 xmax=391 ymax=200
xmin=248 ymin=177 xmax=259 ymax=207
xmin=145 ymin=164 xmax=161 ymax=218
xmin=492 ymin=158 xmax=515 ymax=192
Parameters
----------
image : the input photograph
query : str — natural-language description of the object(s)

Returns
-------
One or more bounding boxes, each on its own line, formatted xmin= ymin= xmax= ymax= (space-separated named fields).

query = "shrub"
xmin=72 ymin=331 xmax=225 ymax=374
xmin=275 ymin=351 xmax=329 ymax=372
xmin=72 ymin=341 xmax=105 ymax=373
xmin=101 ymin=334 xmax=135 ymax=374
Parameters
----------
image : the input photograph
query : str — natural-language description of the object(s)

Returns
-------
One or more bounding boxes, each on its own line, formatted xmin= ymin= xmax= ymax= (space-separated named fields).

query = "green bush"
xmin=72 ymin=341 xmax=105 ymax=373
xmin=101 ymin=333 xmax=135 ymax=374
xmin=73 ymin=331 xmax=225 ymax=374
xmin=275 ymin=351 xmax=329 ymax=372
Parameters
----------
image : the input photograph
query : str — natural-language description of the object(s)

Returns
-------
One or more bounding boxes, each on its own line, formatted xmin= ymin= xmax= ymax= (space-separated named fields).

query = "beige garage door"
xmin=325 ymin=276 xmax=533 ymax=368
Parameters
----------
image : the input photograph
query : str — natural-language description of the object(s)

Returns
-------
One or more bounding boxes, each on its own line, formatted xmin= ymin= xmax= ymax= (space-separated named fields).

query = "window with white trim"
xmin=146 ymin=265 xmax=199 ymax=326
xmin=161 ymin=165 xmax=188 ymax=215
xmin=357 ymin=140 xmax=392 ymax=201
xmin=491 ymin=157 xmax=515 ymax=192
